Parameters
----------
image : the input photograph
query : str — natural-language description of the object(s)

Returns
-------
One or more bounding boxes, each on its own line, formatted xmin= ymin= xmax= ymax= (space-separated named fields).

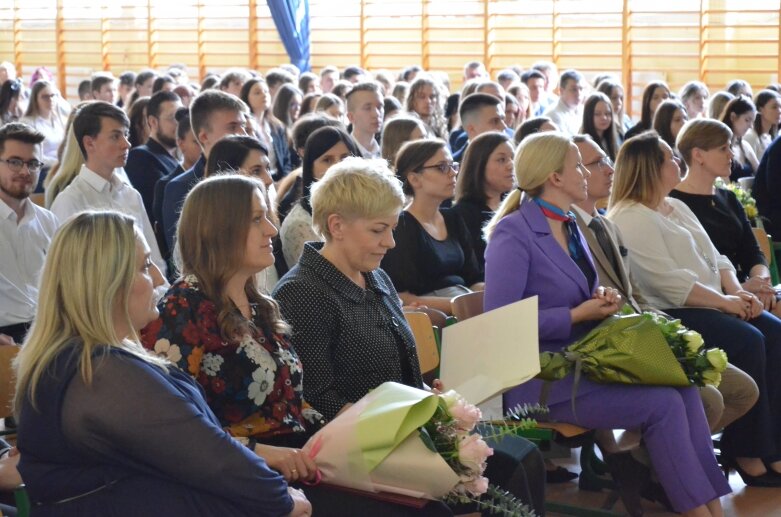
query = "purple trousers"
xmin=546 ymin=380 xmax=731 ymax=513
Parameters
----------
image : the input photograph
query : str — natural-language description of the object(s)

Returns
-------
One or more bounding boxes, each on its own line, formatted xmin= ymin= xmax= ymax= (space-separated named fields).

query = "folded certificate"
xmin=441 ymin=296 xmax=540 ymax=405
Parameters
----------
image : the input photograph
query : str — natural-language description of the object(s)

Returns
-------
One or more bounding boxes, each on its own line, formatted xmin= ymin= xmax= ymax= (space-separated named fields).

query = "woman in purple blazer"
xmin=483 ymin=132 xmax=730 ymax=516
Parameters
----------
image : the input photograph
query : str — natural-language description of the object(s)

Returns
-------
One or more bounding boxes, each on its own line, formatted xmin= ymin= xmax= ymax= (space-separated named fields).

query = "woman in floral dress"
xmin=142 ymin=174 xmax=450 ymax=516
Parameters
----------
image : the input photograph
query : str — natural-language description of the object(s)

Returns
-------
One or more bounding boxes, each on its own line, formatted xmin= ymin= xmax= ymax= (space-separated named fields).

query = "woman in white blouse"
xmin=20 ymin=80 xmax=65 ymax=169
xmin=608 ymin=131 xmax=781 ymax=488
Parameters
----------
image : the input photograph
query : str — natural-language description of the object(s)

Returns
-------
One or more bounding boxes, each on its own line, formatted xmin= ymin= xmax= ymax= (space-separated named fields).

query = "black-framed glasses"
xmin=418 ymin=161 xmax=459 ymax=174
xmin=0 ymin=158 xmax=44 ymax=173
xmin=584 ymin=156 xmax=613 ymax=172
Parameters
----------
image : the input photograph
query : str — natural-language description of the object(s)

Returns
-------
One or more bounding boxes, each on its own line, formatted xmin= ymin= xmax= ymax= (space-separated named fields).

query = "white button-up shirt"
xmin=50 ymin=164 xmax=167 ymax=276
xmin=0 ymin=198 xmax=58 ymax=326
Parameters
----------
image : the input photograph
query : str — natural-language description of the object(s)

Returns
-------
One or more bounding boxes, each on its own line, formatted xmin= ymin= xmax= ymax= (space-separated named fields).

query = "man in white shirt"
xmin=544 ymin=69 xmax=585 ymax=137
xmin=50 ymin=101 xmax=167 ymax=278
xmin=346 ymin=82 xmax=383 ymax=159
xmin=0 ymin=123 xmax=58 ymax=345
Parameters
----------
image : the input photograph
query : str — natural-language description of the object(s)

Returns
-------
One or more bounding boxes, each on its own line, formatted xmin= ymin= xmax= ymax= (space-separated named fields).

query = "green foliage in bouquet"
xmin=717 ymin=179 xmax=758 ymax=221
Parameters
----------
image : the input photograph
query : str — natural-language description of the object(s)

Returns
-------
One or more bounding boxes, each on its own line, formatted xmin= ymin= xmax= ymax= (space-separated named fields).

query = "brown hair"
xmin=395 ymin=138 xmax=447 ymax=196
xmin=455 ymin=131 xmax=512 ymax=204
xmin=176 ymin=174 xmax=288 ymax=338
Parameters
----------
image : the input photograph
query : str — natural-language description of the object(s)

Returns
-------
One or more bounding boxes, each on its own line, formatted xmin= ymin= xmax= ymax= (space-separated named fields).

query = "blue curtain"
xmin=267 ymin=0 xmax=311 ymax=72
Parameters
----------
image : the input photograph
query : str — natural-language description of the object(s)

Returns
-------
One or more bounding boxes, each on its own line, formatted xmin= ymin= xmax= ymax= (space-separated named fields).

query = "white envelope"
xmin=441 ymin=296 xmax=540 ymax=405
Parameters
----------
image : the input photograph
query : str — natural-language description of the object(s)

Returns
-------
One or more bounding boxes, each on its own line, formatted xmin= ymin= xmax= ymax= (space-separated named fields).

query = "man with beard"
xmin=0 ymin=123 xmax=57 ymax=345
xmin=125 ymin=90 xmax=183 ymax=224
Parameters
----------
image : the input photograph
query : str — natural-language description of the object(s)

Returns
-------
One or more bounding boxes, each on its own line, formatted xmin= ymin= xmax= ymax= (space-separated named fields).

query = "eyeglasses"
xmin=584 ymin=156 xmax=613 ymax=172
xmin=0 ymin=158 xmax=44 ymax=173
xmin=418 ymin=161 xmax=459 ymax=174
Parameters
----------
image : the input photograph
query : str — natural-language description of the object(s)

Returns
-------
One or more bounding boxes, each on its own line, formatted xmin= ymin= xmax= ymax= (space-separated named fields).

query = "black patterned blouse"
xmin=273 ymin=242 xmax=424 ymax=421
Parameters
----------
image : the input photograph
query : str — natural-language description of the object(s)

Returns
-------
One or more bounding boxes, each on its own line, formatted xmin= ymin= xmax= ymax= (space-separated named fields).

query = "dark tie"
xmin=589 ymin=216 xmax=620 ymax=274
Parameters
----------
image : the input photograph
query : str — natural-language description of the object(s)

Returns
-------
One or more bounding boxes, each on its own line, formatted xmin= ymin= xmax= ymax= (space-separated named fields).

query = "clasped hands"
xmin=723 ymin=289 xmax=764 ymax=321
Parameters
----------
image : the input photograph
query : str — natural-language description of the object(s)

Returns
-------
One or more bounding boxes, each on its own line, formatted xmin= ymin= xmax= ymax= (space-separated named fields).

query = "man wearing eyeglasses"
xmin=570 ymin=135 xmax=759 ymax=444
xmin=0 ymin=123 xmax=57 ymax=346
xmin=125 ymin=90 xmax=183 ymax=225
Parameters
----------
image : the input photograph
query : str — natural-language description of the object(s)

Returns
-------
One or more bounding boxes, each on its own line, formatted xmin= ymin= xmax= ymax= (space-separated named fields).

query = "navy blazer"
xmin=125 ymin=138 xmax=180 ymax=223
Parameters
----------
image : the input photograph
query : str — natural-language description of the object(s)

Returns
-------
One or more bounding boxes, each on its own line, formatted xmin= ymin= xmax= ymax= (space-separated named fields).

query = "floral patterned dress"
xmin=141 ymin=275 xmax=321 ymax=440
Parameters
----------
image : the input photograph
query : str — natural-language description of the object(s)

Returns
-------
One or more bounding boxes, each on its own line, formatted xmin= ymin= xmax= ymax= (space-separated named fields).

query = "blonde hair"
xmin=176 ymin=174 xmax=288 ymax=337
xmin=484 ymin=132 xmax=571 ymax=240
xmin=608 ymin=131 xmax=666 ymax=211
xmin=14 ymin=211 xmax=166 ymax=411
xmin=676 ymin=118 xmax=732 ymax=166
xmin=310 ymin=157 xmax=404 ymax=240
xmin=44 ymin=122 xmax=84 ymax=208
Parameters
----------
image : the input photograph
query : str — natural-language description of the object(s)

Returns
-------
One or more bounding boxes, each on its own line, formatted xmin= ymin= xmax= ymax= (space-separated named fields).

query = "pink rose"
xmin=449 ymin=399 xmax=482 ymax=432
xmin=461 ymin=475 xmax=490 ymax=496
xmin=458 ymin=433 xmax=493 ymax=472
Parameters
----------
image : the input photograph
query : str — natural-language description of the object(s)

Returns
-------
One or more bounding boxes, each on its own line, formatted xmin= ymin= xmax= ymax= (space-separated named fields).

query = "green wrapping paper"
xmin=537 ymin=313 xmax=691 ymax=387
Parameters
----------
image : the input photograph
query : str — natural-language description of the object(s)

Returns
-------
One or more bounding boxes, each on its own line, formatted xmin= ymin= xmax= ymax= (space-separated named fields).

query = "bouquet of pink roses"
xmin=302 ymin=382 xmax=534 ymax=514
xmin=302 ymin=382 xmax=491 ymax=499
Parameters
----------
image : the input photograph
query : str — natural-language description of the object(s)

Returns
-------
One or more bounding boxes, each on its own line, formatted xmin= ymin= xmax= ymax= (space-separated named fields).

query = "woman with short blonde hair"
xmin=16 ymin=210 xmax=306 ymax=515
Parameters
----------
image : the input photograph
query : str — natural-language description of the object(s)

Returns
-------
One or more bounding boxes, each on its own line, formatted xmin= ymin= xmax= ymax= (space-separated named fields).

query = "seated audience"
xmin=117 ymin=71 xmax=136 ymax=108
xmin=127 ymin=95 xmax=151 ymax=149
xmin=543 ymin=69 xmax=584 ymax=137
xmin=241 ymin=78 xmax=291 ymax=181
xmin=744 ymin=89 xmax=781 ymax=160
xmin=0 ymin=123 xmax=56 ymax=345
xmin=50 ymin=101 xmax=166 ymax=276
xmin=275 ymin=114 xmax=345 ymax=220
xmin=624 ymin=81 xmax=671 ymax=140
xmin=609 ymin=131 xmax=781 ymax=487
xmin=580 ymin=92 xmax=619 ymax=161
xmin=596 ymin=79 xmax=631 ymax=135
xmin=653 ymin=99 xmax=690 ymax=174
xmin=452 ymin=131 xmax=514 ymax=273
xmin=708 ymin=91 xmax=734 ymax=120
xmin=406 ymin=75 xmax=447 ymax=138
xmin=204 ymin=136 xmax=282 ymax=291
xmin=299 ymin=92 xmax=321 ymax=117
xmin=315 ymin=93 xmax=346 ymax=124
xmin=484 ymin=131 xmax=730 ymax=515
xmin=380 ymin=116 xmax=426 ymax=166
xmin=90 ymin=73 xmax=117 ymax=104
xmin=44 ymin=104 xmax=87 ymax=208
xmin=727 ymin=79 xmax=753 ymax=99
xmin=507 ymin=83 xmax=532 ymax=127
xmin=521 ymin=69 xmax=547 ymax=116
xmin=280 ymin=126 xmax=359 ymax=267
xmin=20 ymin=80 xmax=65 ymax=170
xmin=345 ymin=82 xmax=384 ymax=158
xmin=298 ymin=71 xmax=320 ymax=94
xmin=672 ymin=119 xmax=774 ymax=310
xmin=0 ymin=79 xmax=22 ymax=124
xmin=754 ymin=124 xmax=781 ymax=237
xmin=162 ymin=90 xmax=248 ymax=249
xmin=720 ymin=97 xmax=759 ymax=181
xmin=15 ymin=210 xmax=309 ymax=516
xmin=452 ymin=93 xmax=507 ymax=161
xmin=571 ymin=134 xmax=758 ymax=435
xmin=218 ymin=69 xmax=251 ymax=97
xmin=384 ymin=95 xmax=403 ymax=120
xmin=514 ymin=117 xmax=558 ymax=145
xmin=319 ymin=66 xmax=338 ymax=94
xmin=381 ymin=139 xmax=483 ymax=315
xmin=679 ymin=81 xmax=709 ymax=120
xmin=125 ymin=90 xmax=182 ymax=223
